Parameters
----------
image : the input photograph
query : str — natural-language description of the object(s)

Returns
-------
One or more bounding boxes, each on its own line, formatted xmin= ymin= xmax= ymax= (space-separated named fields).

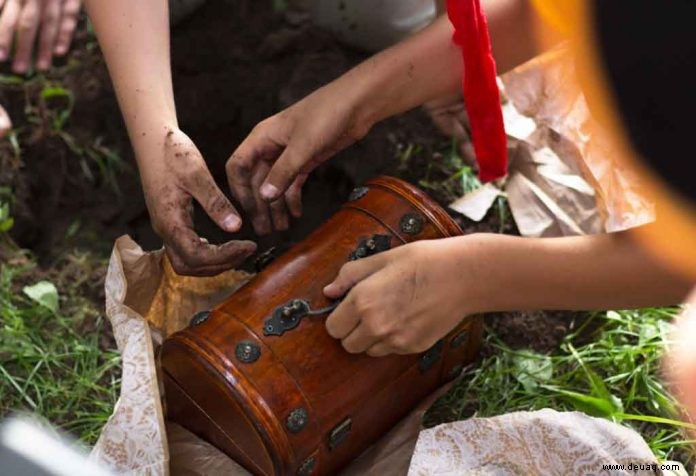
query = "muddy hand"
xmin=0 ymin=0 xmax=82 ymax=74
xmin=143 ymin=129 xmax=257 ymax=276
xmin=226 ymin=84 xmax=370 ymax=235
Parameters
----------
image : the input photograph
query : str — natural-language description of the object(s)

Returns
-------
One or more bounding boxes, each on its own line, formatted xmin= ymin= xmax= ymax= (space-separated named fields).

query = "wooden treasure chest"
xmin=160 ymin=176 xmax=483 ymax=475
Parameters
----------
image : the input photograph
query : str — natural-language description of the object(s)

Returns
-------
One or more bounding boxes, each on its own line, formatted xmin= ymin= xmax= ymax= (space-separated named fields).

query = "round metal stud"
xmin=348 ymin=186 xmax=369 ymax=201
xmin=450 ymin=330 xmax=469 ymax=349
xmin=189 ymin=310 xmax=211 ymax=327
xmin=297 ymin=456 xmax=316 ymax=476
xmin=286 ymin=407 xmax=309 ymax=434
xmin=399 ymin=213 xmax=424 ymax=235
xmin=235 ymin=341 xmax=261 ymax=364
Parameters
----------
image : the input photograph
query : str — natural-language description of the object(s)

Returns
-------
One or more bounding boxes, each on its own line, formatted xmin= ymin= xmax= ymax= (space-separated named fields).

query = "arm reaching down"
xmin=227 ymin=0 xmax=541 ymax=233
xmin=85 ymin=0 xmax=256 ymax=275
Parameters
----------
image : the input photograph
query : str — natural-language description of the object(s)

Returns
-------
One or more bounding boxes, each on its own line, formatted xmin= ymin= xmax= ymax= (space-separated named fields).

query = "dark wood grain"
xmin=160 ymin=176 xmax=483 ymax=475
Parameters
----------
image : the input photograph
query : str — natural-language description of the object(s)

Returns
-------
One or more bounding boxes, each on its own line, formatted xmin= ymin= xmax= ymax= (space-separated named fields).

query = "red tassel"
xmin=447 ymin=0 xmax=508 ymax=182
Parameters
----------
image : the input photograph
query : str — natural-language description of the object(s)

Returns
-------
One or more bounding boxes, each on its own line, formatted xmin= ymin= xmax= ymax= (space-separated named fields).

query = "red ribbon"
xmin=447 ymin=0 xmax=508 ymax=182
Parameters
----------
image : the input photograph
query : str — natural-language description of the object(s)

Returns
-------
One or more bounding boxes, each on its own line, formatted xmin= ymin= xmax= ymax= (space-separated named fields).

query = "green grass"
xmin=398 ymin=137 xmax=513 ymax=233
xmin=427 ymin=308 xmax=694 ymax=468
xmin=0 ymin=243 xmax=120 ymax=444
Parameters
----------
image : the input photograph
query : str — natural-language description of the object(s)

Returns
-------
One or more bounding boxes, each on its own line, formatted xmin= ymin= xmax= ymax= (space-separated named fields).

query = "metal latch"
xmin=263 ymin=235 xmax=392 ymax=337
xmin=263 ymin=299 xmax=340 ymax=337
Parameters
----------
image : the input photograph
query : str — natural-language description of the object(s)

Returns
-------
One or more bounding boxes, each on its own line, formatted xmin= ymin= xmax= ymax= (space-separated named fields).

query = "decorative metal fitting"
xmin=264 ymin=299 xmax=341 ymax=337
xmin=419 ymin=339 xmax=444 ymax=373
xmin=447 ymin=364 xmax=464 ymax=381
xmin=264 ymin=299 xmax=310 ymax=336
xmin=189 ymin=310 xmax=211 ymax=327
xmin=349 ymin=234 xmax=391 ymax=261
xmin=254 ymin=247 xmax=277 ymax=272
xmin=399 ymin=213 xmax=424 ymax=235
xmin=235 ymin=341 xmax=261 ymax=364
xmin=450 ymin=330 xmax=469 ymax=349
xmin=348 ymin=186 xmax=369 ymax=201
xmin=286 ymin=407 xmax=309 ymax=434
xmin=297 ymin=456 xmax=316 ymax=476
xmin=328 ymin=417 xmax=352 ymax=450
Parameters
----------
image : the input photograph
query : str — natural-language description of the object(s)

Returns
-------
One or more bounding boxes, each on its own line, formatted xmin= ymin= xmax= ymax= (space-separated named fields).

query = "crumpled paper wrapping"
xmin=90 ymin=235 xmax=448 ymax=475
xmin=450 ymin=47 xmax=655 ymax=237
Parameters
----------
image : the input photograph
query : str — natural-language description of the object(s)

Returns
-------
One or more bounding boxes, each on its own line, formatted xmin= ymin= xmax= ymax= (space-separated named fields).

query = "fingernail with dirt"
xmin=260 ymin=183 xmax=279 ymax=201
xmin=221 ymin=214 xmax=241 ymax=232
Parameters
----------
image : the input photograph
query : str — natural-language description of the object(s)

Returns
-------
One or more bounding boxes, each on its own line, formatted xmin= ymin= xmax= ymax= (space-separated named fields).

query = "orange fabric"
xmin=531 ymin=0 xmax=696 ymax=278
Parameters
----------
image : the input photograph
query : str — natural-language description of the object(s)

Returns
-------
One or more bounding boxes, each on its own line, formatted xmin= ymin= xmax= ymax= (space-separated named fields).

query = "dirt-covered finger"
xmin=226 ymin=156 xmax=258 ymax=217
xmin=269 ymin=198 xmax=289 ymax=231
xmin=166 ymin=223 xmax=256 ymax=269
xmin=284 ymin=173 xmax=306 ymax=218
xmin=157 ymin=202 xmax=256 ymax=269
xmin=186 ymin=167 xmax=242 ymax=233
xmin=249 ymin=162 xmax=272 ymax=235
xmin=260 ymin=144 xmax=308 ymax=202
xmin=227 ymin=121 xmax=282 ymax=213
xmin=165 ymin=248 xmax=243 ymax=277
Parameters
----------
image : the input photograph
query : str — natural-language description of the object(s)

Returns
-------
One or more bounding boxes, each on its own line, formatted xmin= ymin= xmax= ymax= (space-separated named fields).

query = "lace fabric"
xmin=409 ymin=409 xmax=664 ymax=476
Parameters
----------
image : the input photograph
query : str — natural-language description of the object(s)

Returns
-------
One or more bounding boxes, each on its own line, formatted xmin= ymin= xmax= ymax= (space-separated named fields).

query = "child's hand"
xmin=0 ymin=0 xmax=82 ymax=73
xmin=322 ymin=239 xmax=473 ymax=357
xmin=141 ymin=128 xmax=256 ymax=276
xmin=226 ymin=83 xmax=371 ymax=235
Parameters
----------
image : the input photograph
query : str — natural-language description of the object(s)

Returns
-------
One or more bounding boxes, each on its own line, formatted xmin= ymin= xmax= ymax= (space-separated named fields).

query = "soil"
xmin=0 ymin=1 xmax=579 ymax=353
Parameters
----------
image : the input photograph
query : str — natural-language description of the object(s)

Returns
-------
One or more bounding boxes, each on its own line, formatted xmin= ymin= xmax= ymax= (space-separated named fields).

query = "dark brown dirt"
xmin=486 ymin=310 xmax=590 ymax=353
xmin=0 ymin=0 xmax=578 ymax=352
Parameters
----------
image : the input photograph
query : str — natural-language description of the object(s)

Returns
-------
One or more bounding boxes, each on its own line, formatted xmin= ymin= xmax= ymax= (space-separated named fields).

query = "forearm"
xmin=84 ymin=0 xmax=175 ymax=177
xmin=450 ymin=229 xmax=692 ymax=312
xmin=345 ymin=0 xmax=540 ymax=129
